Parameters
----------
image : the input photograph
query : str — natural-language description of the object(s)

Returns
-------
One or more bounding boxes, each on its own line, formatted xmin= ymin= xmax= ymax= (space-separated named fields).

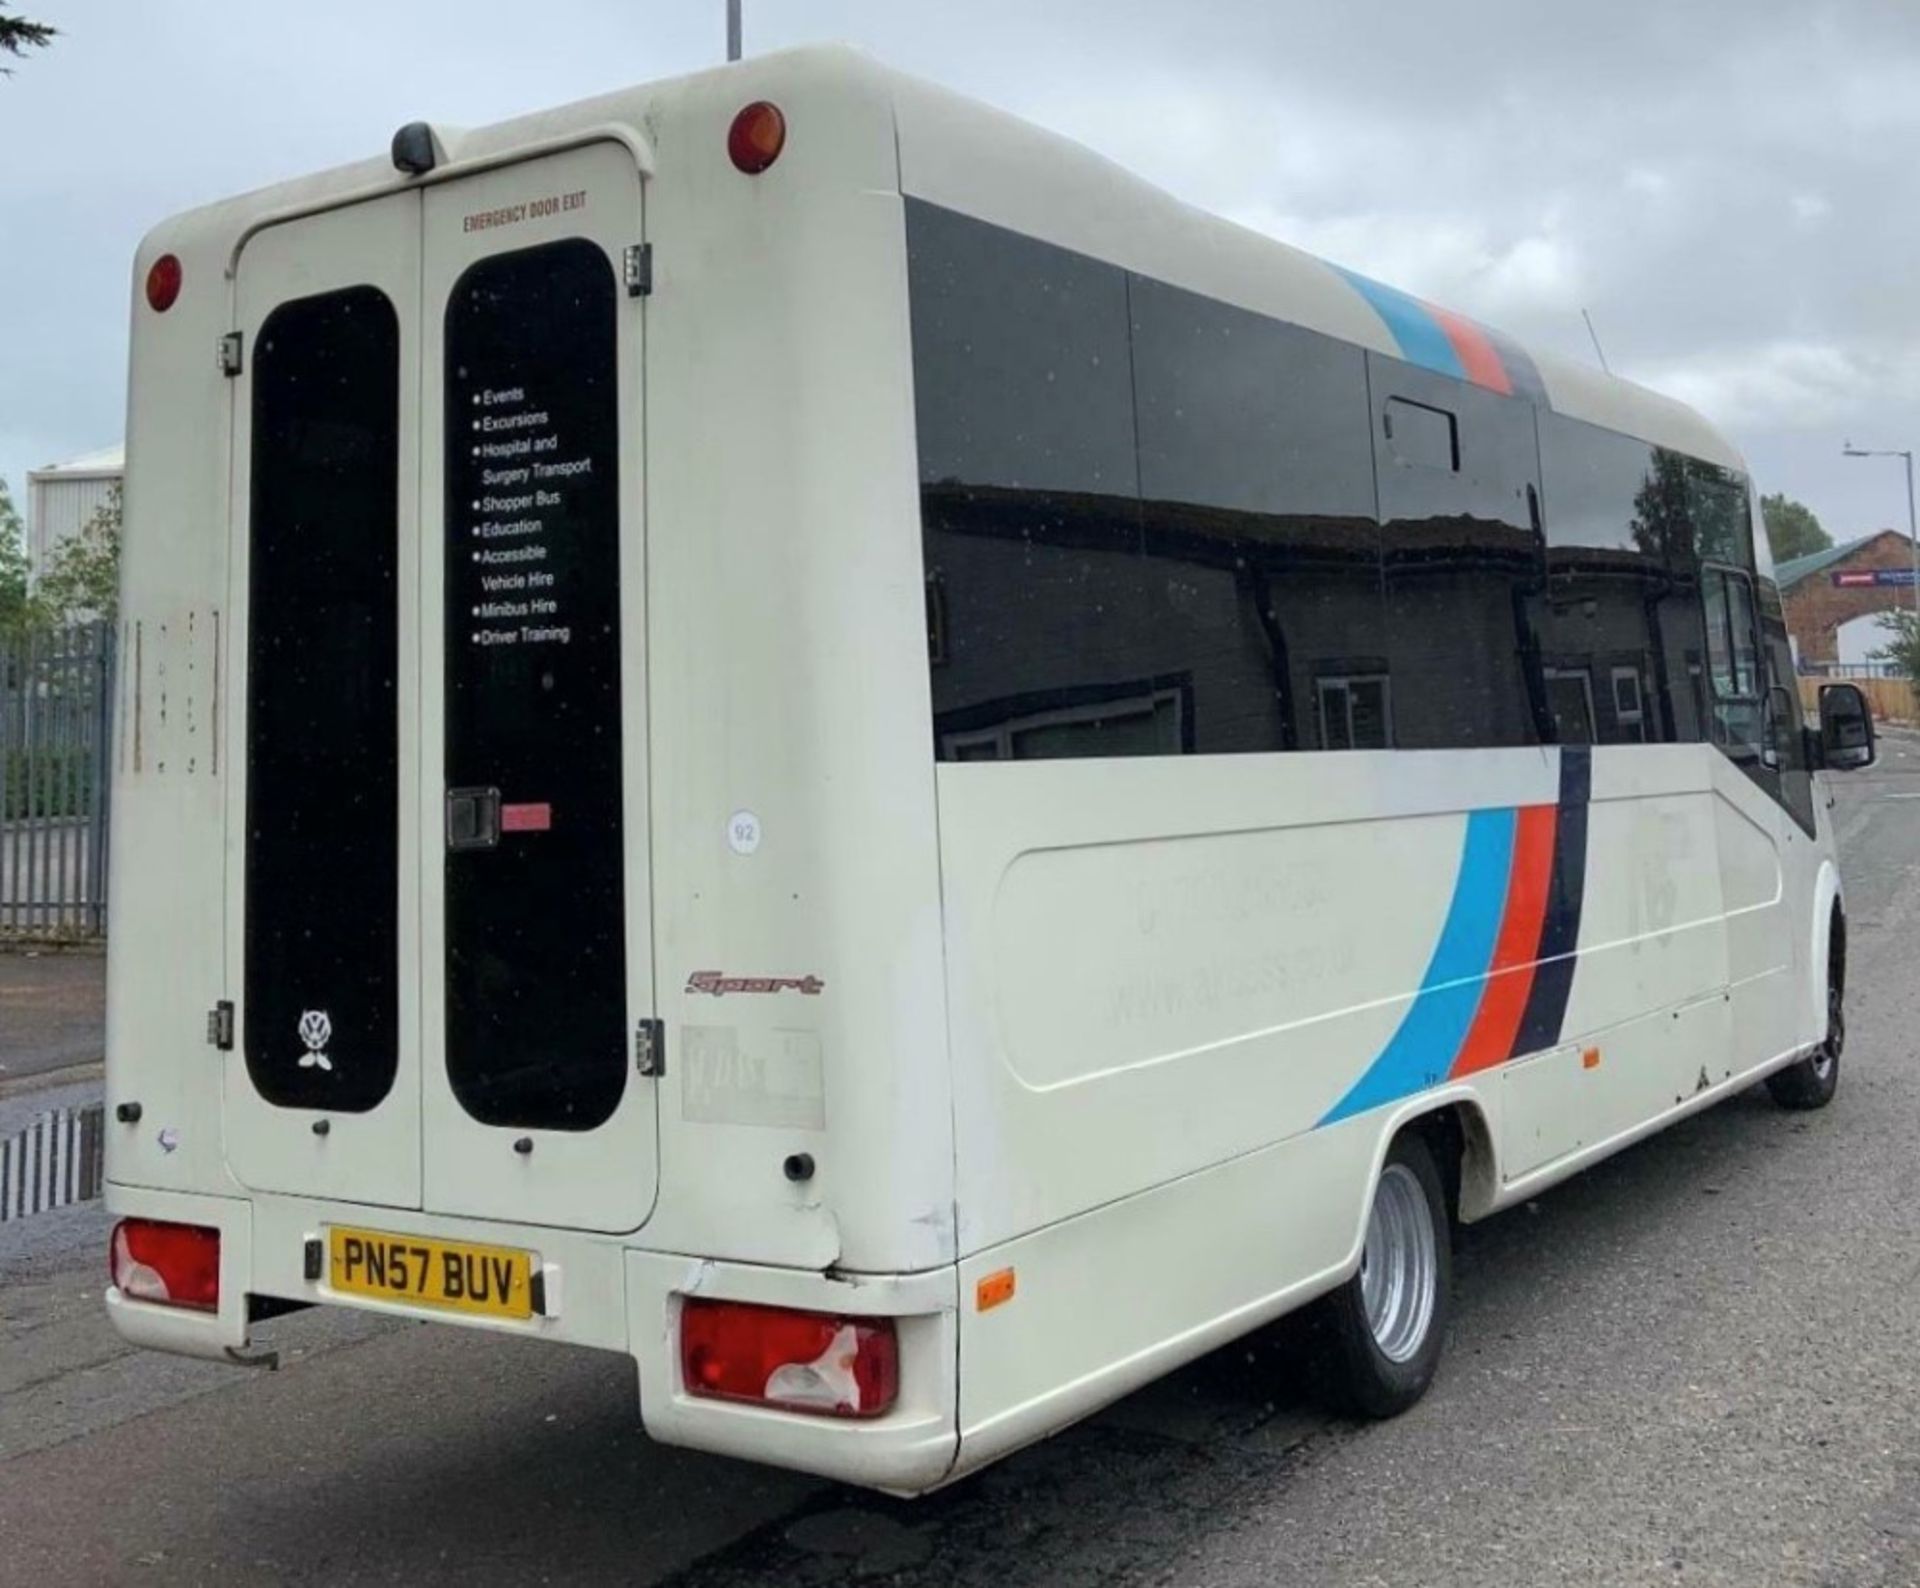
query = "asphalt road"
xmin=5 ymin=743 xmax=1920 ymax=1586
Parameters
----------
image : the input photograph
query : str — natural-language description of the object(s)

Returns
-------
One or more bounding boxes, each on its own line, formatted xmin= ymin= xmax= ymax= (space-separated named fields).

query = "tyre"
xmin=1767 ymin=975 xmax=1843 ymax=1111
xmin=1313 ymin=1129 xmax=1452 ymax=1418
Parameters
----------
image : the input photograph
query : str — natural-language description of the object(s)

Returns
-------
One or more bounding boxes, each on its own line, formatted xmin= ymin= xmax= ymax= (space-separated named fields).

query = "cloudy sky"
xmin=3 ymin=0 xmax=1917 ymax=545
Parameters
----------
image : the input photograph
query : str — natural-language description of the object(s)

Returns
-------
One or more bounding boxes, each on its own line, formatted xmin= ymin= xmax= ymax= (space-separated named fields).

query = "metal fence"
xmin=1 ymin=623 xmax=114 ymax=940
xmin=0 ymin=1102 xmax=106 ymax=1224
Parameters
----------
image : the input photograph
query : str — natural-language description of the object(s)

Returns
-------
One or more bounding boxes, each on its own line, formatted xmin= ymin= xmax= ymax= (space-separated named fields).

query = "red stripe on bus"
xmin=1450 ymin=803 xmax=1557 ymax=1077
xmin=1429 ymin=306 xmax=1513 ymax=396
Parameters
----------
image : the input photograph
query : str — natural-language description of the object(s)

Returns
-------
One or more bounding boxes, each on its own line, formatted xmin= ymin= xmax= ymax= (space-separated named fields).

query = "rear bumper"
xmin=104 ymin=1182 xmax=254 ymax=1361
xmin=101 ymin=1182 xmax=961 ymax=1493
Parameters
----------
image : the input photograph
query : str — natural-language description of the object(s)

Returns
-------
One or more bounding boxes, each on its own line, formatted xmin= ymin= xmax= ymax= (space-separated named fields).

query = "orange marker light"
xmin=976 ymin=1268 xmax=1016 ymax=1312
xmin=1582 ymin=1046 xmax=1601 ymax=1070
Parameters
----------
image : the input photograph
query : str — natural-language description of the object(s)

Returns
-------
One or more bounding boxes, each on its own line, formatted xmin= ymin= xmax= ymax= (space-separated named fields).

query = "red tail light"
xmin=110 ymin=1218 xmax=220 ymax=1311
xmin=681 ymin=1299 xmax=898 ymax=1418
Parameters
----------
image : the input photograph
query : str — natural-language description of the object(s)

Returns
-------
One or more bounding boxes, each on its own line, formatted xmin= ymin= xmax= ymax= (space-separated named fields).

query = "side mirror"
xmin=1819 ymin=682 xmax=1877 ymax=771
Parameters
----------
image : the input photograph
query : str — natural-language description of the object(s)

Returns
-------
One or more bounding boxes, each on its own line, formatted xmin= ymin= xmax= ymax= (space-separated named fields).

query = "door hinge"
xmin=623 ymin=243 xmax=652 ymax=298
xmin=217 ymin=332 xmax=244 ymax=377
xmin=208 ymin=1000 xmax=236 ymax=1052
xmin=635 ymin=1017 xmax=666 ymax=1077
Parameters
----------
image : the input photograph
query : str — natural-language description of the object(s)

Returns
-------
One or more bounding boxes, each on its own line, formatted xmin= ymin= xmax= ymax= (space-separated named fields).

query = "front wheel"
xmin=1312 ymin=1131 xmax=1452 ymax=1418
xmin=1767 ymin=979 xmax=1843 ymax=1111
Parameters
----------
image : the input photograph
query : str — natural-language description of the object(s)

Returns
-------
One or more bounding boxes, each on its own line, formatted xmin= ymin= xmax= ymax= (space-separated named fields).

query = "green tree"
xmin=0 ymin=6 xmax=54 ymax=72
xmin=0 ymin=477 xmax=35 ymax=634
xmin=1629 ymin=447 xmax=1695 ymax=565
xmin=1874 ymin=609 xmax=1920 ymax=680
xmin=36 ymin=484 xmax=121 ymax=622
xmin=1761 ymin=492 xmax=1832 ymax=562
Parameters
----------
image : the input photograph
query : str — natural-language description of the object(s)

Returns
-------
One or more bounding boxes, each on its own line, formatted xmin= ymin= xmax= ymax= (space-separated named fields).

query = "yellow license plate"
xmin=327 ymin=1225 xmax=535 ymax=1320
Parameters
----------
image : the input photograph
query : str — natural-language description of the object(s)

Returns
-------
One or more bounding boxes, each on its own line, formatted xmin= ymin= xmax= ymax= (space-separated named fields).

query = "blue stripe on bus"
xmin=1318 ymin=807 xmax=1516 ymax=1127
xmin=1333 ymin=267 xmax=1467 ymax=382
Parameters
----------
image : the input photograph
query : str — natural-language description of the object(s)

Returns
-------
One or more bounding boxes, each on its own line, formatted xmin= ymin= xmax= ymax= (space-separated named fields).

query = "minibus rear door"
xmin=416 ymin=141 xmax=659 ymax=1233
xmin=223 ymin=192 xmax=427 ymax=1208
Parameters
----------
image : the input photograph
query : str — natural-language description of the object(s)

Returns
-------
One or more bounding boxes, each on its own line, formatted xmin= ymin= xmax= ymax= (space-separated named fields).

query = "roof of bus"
xmin=881 ymin=55 xmax=1743 ymax=472
xmin=144 ymin=44 xmax=1744 ymax=473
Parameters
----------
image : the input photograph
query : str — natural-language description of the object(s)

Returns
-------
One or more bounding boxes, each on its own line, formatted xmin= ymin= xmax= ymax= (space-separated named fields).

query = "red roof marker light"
xmin=728 ymin=101 xmax=786 ymax=174
xmin=146 ymin=253 xmax=183 ymax=313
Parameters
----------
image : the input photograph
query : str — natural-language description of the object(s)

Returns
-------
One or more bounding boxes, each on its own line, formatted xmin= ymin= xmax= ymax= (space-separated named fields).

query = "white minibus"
xmin=103 ymin=46 xmax=1874 ymax=1492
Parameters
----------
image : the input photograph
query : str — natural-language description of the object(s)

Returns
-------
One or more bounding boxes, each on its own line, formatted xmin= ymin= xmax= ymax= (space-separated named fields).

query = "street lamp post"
xmin=727 ymin=0 xmax=741 ymax=61
xmin=1841 ymin=443 xmax=1920 ymax=622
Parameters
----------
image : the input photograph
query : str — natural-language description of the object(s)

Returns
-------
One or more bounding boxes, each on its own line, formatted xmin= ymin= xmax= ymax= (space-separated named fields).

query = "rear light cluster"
xmin=110 ymin=1218 xmax=220 ymax=1311
xmin=681 ymin=1298 xmax=898 ymax=1419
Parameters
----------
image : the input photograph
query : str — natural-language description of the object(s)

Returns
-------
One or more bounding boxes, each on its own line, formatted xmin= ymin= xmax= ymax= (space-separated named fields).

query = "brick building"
xmin=1778 ymin=529 xmax=1919 ymax=671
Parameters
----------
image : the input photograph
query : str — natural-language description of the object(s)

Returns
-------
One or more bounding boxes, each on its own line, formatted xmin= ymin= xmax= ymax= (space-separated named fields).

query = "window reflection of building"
xmin=1610 ymin=667 xmax=1647 ymax=742
xmin=1317 ymin=674 xmax=1392 ymax=751
xmin=1545 ymin=668 xmax=1597 ymax=745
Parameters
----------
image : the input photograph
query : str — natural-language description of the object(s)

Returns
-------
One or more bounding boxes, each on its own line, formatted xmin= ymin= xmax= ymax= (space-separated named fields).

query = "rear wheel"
xmin=1767 ymin=976 xmax=1843 ymax=1111
xmin=1313 ymin=1130 xmax=1452 ymax=1418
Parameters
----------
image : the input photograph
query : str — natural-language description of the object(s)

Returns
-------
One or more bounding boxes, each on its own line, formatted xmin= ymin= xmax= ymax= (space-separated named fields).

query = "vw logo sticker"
xmin=297 ymin=1009 xmax=334 ymax=1071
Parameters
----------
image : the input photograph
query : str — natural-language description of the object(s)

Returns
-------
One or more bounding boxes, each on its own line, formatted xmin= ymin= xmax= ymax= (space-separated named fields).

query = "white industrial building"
xmin=26 ymin=444 xmax=123 ymax=579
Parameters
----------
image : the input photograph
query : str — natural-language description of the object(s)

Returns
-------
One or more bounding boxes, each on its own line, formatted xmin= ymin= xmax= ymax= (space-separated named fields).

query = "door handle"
xmin=446 ymin=787 xmax=501 ymax=851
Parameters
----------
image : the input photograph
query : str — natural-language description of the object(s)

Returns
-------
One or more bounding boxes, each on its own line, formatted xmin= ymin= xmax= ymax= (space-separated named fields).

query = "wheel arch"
xmin=1810 ymin=860 xmax=1845 ymax=1035
xmin=1341 ymin=1089 xmax=1500 ymax=1282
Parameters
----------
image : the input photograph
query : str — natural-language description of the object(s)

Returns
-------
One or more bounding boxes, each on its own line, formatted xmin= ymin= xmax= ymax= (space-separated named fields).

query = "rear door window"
xmin=244 ymin=286 xmax=401 ymax=1111
xmin=442 ymin=238 xmax=629 ymax=1131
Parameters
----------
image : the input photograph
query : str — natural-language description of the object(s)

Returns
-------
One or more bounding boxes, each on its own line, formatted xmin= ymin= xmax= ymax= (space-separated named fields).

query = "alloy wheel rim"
xmin=1359 ymin=1162 xmax=1438 ymax=1364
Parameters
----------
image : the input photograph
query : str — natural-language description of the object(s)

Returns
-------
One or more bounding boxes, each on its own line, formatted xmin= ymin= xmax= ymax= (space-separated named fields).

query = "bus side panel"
xmin=635 ymin=61 xmax=955 ymax=1275
xmin=107 ymin=222 xmax=242 ymax=1199
xmin=1539 ymin=746 xmax=1732 ymax=1102
xmin=1708 ymin=756 xmax=1812 ymax=1068
xmin=954 ymin=1108 xmax=1382 ymax=1478
xmin=937 ymin=747 xmax=1560 ymax=1257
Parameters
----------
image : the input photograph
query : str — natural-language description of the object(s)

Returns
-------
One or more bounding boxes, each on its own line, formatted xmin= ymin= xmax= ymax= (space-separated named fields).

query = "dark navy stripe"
xmin=1512 ymin=746 xmax=1590 ymax=1056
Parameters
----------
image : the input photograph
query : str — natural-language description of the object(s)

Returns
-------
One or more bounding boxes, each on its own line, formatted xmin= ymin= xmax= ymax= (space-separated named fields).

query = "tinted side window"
xmin=1369 ymin=355 xmax=1544 ymax=749
xmin=1537 ymin=415 xmax=1710 ymax=744
xmin=1689 ymin=463 xmax=1755 ymax=570
xmin=905 ymin=203 xmax=1770 ymax=771
xmin=1130 ymin=276 xmax=1380 ymax=753
xmin=910 ymin=201 xmax=1156 ymax=761
xmin=909 ymin=203 xmax=1138 ymax=500
xmin=1702 ymin=565 xmax=1765 ymax=768
xmin=1758 ymin=577 xmax=1815 ymax=833
xmin=245 ymin=286 xmax=400 ymax=1112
